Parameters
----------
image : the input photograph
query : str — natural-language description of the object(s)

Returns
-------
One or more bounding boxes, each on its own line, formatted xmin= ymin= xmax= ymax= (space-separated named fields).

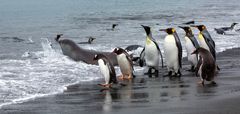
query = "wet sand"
xmin=1 ymin=48 xmax=240 ymax=114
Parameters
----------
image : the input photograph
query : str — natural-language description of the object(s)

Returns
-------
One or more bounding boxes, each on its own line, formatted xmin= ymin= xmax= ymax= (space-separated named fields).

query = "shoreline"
xmin=1 ymin=47 xmax=240 ymax=114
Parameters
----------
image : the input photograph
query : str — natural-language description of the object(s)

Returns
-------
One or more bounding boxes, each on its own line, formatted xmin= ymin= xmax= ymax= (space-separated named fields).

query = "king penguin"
xmin=191 ymin=25 xmax=216 ymax=59
xmin=113 ymin=47 xmax=134 ymax=80
xmin=179 ymin=26 xmax=200 ymax=72
xmin=93 ymin=54 xmax=118 ymax=88
xmin=140 ymin=25 xmax=163 ymax=77
xmin=159 ymin=28 xmax=182 ymax=77
xmin=191 ymin=47 xmax=216 ymax=86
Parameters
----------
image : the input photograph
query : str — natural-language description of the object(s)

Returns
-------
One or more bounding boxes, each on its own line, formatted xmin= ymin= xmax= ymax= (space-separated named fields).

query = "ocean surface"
xmin=0 ymin=0 xmax=240 ymax=107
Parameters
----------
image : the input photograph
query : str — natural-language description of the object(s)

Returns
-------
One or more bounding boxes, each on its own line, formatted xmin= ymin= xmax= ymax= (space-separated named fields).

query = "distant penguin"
xmin=93 ymin=54 xmax=118 ymax=88
xmin=113 ymin=47 xmax=134 ymax=80
xmin=78 ymin=37 xmax=96 ymax=44
xmin=214 ymin=28 xmax=226 ymax=35
xmin=112 ymin=24 xmax=118 ymax=31
xmin=219 ymin=23 xmax=238 ymax=31
xmin=160 ymin=28 xmax=182 ymax=77
xmin=191 ymin=25 xmax=216 ymax=59
xmin=183 ymin=20 xmax=195 ymax=25
xmin=191 ymin=47 xmax=216 ymax=86
xmin=141 ymin=25 xmax=164 ymax=76
xmin=179 ymin=26 xmax=200 ymax=72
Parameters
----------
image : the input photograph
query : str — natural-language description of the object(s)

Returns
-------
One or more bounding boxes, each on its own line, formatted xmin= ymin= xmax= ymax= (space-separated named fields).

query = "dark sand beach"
xmin=1 ymin=48 xmax=240 ymax=114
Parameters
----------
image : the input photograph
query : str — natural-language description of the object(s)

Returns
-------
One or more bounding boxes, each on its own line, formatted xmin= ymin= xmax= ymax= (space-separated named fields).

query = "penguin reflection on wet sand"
xmin=159 ymin=28 xmax=182 ymax=77
xmin=179 ymin=26 xmax=200 ymax=72
xmin=191 ymin=47 xmax=216 ymax=86
xmin=112 ymin=47 xmax=134 ymax=80
xmin=93 ymin=54 xmax=118 ymax=88
xmin=140 ymin=25 xmax=164 ymax=77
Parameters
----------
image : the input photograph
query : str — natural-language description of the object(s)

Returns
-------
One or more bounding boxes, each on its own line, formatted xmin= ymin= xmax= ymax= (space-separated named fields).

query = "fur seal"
xmin=55 ymin=34 xmax=118 ymax=66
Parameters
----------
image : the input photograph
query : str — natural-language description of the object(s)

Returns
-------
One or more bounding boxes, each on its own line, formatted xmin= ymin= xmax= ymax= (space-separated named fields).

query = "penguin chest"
xmin=164 ymin=35 xmax=179 ymax=67
xmin=185 ymin=37 xmax=198 ymax=65
xmin=144 ymin=41 xmax=159 ymax=66
xmin=117 ymin=54 xmax=132 ymax=75
xmin=198 ymin=34 xmax=210 ymax=51
xmin=98 ymin=59 xmax=110 ymax=84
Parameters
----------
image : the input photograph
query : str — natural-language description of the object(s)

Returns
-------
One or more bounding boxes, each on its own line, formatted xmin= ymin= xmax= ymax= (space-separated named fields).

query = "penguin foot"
xmin=211 ymin=81 xmax=217 ymax=85
xmin=98 ymin=84 xmax=111 ymax=88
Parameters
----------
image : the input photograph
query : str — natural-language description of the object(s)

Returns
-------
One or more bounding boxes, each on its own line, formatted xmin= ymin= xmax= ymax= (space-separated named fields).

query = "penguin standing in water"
xmin=93 ymin=54 xmax=118 ymax=88
xmin=179 ymin=26 xmax=200 ymax=72
xmin=140 ymin=25 xmax=164 ymax=77
xmin=112 ymin=47 xmax=134 ymax=80
xmin=159 ymin=28 xmax=182 ymax=77
xmin=191 ymin=47 xmax=216 ymax=86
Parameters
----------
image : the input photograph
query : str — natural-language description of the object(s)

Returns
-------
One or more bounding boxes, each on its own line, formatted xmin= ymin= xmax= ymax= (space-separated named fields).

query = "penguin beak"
xmin=141 ymin=25 xmax=151 ymax=35
xmin=190 ymin=25 xmax=198 ymax=28
xmin=191 ymin=50 xmax=197 ymax=55
xmin=159 ymin=29 xmax=166 ymax=32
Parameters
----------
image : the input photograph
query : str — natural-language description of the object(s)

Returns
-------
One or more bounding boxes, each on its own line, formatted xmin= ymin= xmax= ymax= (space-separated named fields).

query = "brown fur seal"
xmin=55 ymin=34 xmax=118 ymax=66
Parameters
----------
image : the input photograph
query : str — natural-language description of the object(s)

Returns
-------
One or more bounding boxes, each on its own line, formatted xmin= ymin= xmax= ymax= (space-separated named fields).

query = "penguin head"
xmin=112 ymin=24 xmax=118 ymax=29
xmin=141 ymin=25 xmax=151 ymax=36
xmin=191 ymin=47 xmax=206 ymax=55
xmin=191 ymin=25 xmax=206 ymax=31
xmin=178 ymin=26 xmax=193 ymax=35
xmin=112 ymin=47 xmax=125 ymax=55
xmin=93 ymin=54 xmax=100 ymax=60
xmin=159 ymin=28 xmax=176 ymax=34
xmin=88 ymin=37 xmax=96 ymax=44
xmin=55 ymin=34 xmax=63 ymax=42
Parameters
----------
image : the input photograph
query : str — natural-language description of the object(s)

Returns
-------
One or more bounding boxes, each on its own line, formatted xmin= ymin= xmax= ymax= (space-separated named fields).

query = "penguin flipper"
xmin=106 ymin=60 xmax=117 ymax=84
xmin=173 ymin=33 xmax=182 ymax=68
xmin=153 ymin=41 xmax=164 ymax=68
xmin=139 ymin=47 xmax=145 ymax=67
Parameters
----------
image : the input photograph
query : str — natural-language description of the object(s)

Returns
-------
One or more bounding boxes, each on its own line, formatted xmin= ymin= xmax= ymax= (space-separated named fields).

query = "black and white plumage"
xmin=124 ymin=45 xmax=144 ymax=65
xmin=218 ymin=23 xmax=238 ymax=31
xmin=192 ymin=47 xmax=216 ymax=86
xmin=93 ymin=54 xmax=118 ymax=88
xmin=140 ymin=25 xmax=163 ymax=76
xmin=214 ymin=28 xmax=226 ymax=35
xmin=113 ymin=47 xmax=134 ymax=80
xmin=191 ymin=25 xmax=216 ymax=60
xmin=160 ymin=28 xmax=182 ymax=77
xmin=179 ymin=26 xmax=200 ymax=72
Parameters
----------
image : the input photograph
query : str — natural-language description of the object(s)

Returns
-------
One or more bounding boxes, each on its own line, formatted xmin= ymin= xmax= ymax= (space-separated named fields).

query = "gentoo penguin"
xmin=214 ymin=28 xmax=226 ymax=35
xmin=112 ymin=47 xmax=134 ymax=80
xmin=191 ymin=47 xmax=216 ymax=86
xmin=141 ymin=25 xmax=164 ymax=76
xmin=179 ymin=26 xmax=200 ymax=72
xmin=78 ymin=37 xmax=96 ymax=44
xmin=112 ymin=24 xmax=118 ymax=31
xmin=159 ymin=28 xmax=182 ymax=77
xmin=219 ymin=22 xmax=238 ymax=31
xmin=191 ymin=25 xmax=216 ymax=59
xmin=93 ymin=54 xmax=118 ymax=88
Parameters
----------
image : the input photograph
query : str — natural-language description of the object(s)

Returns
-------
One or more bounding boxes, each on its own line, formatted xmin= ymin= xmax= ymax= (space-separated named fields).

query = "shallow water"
xmin=0 ymin=0 xmax=240 ymax=107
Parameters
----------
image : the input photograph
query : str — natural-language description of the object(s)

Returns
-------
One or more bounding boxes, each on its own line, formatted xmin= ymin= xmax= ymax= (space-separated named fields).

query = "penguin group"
xmin=91 ymin=24 xmax=219 ymax=88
